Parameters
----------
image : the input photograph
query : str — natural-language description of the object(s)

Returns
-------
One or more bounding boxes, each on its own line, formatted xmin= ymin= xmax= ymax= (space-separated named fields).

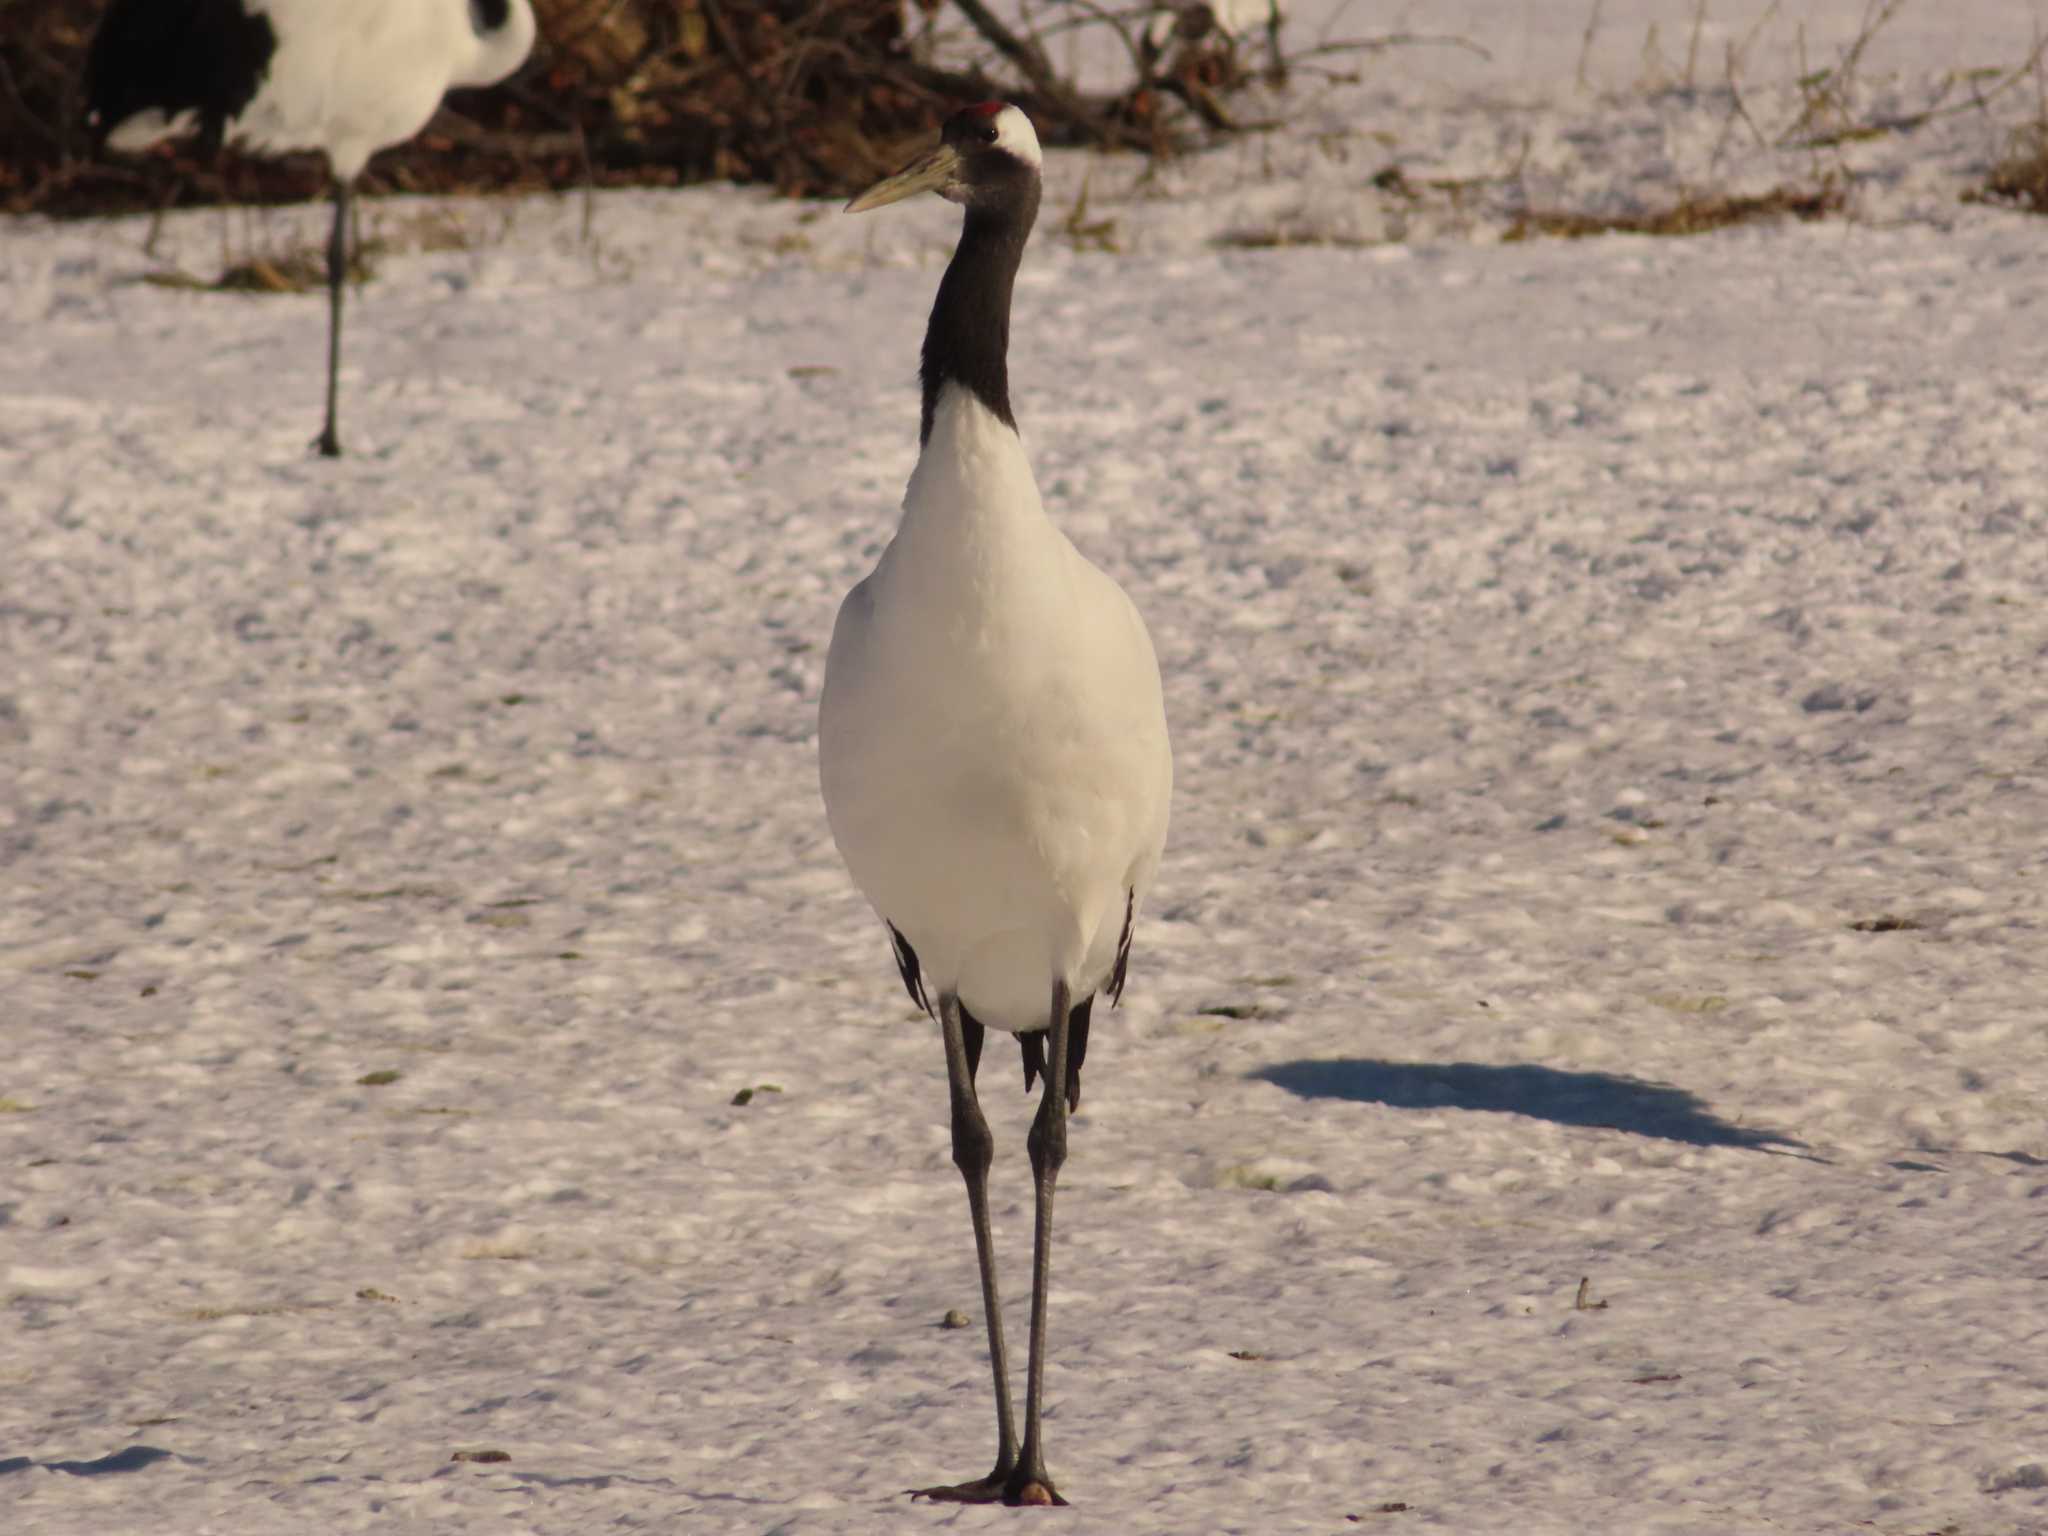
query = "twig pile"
xmin=0 ymin=0 xmax=1283 ymax=216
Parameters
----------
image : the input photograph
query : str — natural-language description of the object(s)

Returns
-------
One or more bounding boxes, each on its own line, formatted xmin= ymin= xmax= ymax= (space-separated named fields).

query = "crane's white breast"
xmin=820 ymin=390 xmax=1171 ymax=1032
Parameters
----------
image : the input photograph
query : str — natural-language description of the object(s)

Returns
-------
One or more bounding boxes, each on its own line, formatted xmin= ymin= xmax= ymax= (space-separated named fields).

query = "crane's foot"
xmin=312 ymin=426 xmax=342 ymax=458
xmin=909 ymin=1469 xmax=1066 ymax=1507
xmin=1000 ymin=1437 xmax=1065 ymax=1506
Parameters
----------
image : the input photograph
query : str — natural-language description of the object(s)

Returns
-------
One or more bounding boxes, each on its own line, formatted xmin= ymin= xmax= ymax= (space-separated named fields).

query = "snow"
xmin=5 ymin=3 xmax=2048 ymax=1532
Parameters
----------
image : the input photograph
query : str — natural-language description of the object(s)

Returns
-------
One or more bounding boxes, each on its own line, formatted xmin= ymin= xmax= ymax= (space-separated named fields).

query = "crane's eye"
xmin=979 ymin=123 xmax=998 ymax=143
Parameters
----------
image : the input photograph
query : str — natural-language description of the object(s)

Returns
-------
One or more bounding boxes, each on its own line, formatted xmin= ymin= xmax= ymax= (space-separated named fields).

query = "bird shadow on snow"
xmin=1249 ymin=1059 xmax=1812 ymax=1156
xmin=0 ymin=1445 xmax=179 ymax=1477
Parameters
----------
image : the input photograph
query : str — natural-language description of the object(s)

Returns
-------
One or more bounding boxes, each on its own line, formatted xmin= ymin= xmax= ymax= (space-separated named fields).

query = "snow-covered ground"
xmin=6 ymin=3 xmax=2048 ymax=1532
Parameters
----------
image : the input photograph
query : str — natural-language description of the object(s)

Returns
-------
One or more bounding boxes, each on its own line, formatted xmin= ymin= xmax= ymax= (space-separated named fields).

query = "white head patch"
xmin=988 ymin=105 xmax=1042 ymax=170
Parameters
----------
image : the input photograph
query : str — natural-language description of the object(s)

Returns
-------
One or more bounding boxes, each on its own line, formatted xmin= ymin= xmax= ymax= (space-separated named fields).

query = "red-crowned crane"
xmin=84 ymin=0 xmax=537 ymax=456
xmin=820 ymin=102 xmax=1174 ymax=1507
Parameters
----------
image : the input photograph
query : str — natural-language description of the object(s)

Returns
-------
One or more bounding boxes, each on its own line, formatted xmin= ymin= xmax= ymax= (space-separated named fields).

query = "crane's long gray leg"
xmin=911 ymin=992 xmax=1019 ymax=1502
xmin=315 ymin=178 xmax=349 ymax=458
xmin=1006 ymin=977 xmax=1072 ymax=1507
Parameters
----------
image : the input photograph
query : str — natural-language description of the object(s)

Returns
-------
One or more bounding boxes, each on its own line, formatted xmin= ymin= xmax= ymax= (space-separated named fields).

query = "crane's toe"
xmin=909 ymin=1469 xmax=1066 ymax=1507
xmin=908 ymin=1472 xmax=1007 ymax=1504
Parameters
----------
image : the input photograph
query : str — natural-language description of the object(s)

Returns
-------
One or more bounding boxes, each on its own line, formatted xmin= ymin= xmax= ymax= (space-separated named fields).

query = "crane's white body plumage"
xmin=820 ymin=383 xmax=1172 ymax=1034
xmin=101 ymin=0 xmax=535 ymax=180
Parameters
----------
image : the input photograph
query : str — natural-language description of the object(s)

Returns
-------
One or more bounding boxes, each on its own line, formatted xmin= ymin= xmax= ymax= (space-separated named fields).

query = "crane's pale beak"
xmin=845 ymin=142 xmax=963 ymax=213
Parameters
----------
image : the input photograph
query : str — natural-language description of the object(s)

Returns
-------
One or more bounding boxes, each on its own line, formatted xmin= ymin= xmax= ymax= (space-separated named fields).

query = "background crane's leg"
xmin=315 ymin=178 xmax=348 ymax=458
xmin=1006 ymin=976 xmax=1071 ymax=1507
xmin=912 ymin=992 xmax=1019 ymax=1501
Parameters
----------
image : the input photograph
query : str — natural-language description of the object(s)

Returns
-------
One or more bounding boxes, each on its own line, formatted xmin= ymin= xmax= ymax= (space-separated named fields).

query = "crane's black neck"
xmin=920 ymin=188 xmax=1041 ymax=448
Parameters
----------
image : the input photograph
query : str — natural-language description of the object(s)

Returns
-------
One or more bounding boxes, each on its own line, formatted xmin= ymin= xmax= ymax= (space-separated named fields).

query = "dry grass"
xmin=1505 ymin=181 xmax=1847 ymax=241
xmin=1969 ymin=122 xmax=2048 ymax=213
xmin=1212 ymin=222 xmax=1373 ymax=250
xmin=137 ymin=242 xmax=380 ymax=295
